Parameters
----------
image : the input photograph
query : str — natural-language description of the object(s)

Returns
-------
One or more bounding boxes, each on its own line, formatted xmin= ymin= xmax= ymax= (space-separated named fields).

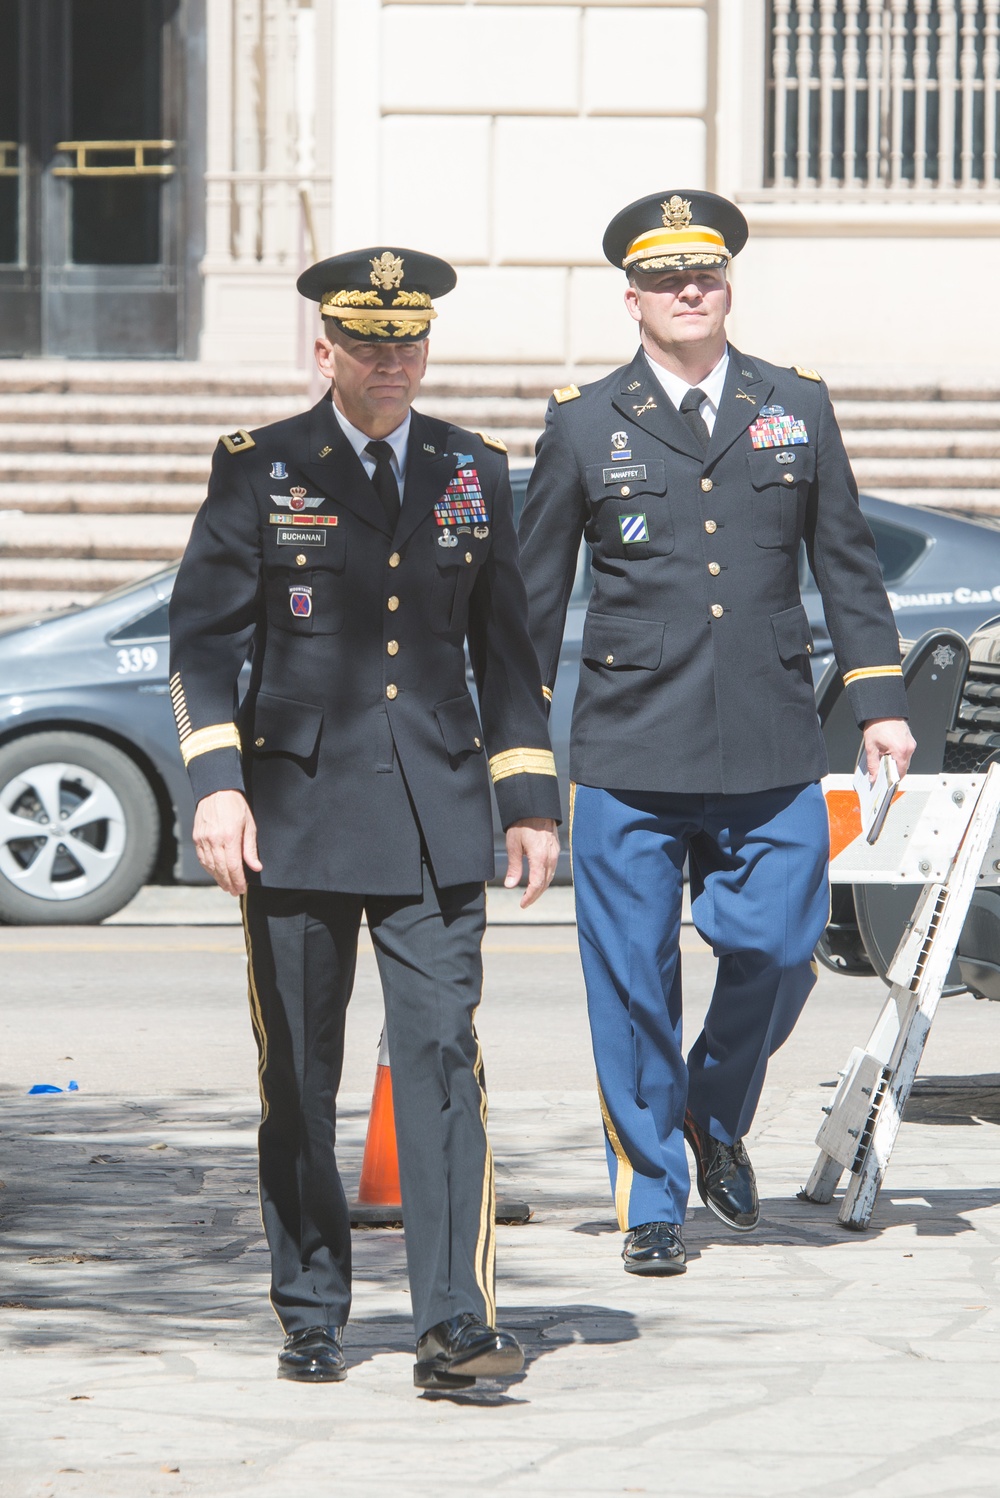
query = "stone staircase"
xmin=0 ymin=360 xmax=998 ymax=615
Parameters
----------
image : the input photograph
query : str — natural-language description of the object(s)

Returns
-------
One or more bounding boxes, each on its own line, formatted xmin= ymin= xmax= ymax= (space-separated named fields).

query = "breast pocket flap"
xmin=434 ymin=694 xmax=485 ymax=758
xmin=585 ymin=458 xmax=668 ymax=501
xmin=747 ymin=446 xmax=817 ymax=489
xmin=252 ymin=691 xmax=324 ymax=758
xmin=582 ymin=613 xmax=665 ymax=671
xmin=771 ymin=604 xmax=814 ymax=663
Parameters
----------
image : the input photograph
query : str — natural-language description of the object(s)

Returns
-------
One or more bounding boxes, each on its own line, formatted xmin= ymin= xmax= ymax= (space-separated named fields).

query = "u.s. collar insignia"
xmin=423 ymin=442 xmax=436 ymax=454
xmin=626 ymin=379 xmax=642 ymax=392
xmin=317 ymin=444 xmax=333 ymax=458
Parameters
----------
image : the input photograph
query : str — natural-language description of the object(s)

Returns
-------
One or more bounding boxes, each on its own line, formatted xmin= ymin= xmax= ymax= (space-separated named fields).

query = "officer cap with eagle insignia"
xmin=603 ymin=190 xmax=749 ymax=275
xmin=297 ymin=246 xmax=457 ymax=343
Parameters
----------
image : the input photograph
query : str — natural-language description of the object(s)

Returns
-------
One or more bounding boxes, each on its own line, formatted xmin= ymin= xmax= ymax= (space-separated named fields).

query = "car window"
xmin=866 ymin=518 xmax=929 ymax=585
xmin=799 ymin=515 xmax=929 ymax=591
xmin=109 ymin=600 xmax=170 ymax=643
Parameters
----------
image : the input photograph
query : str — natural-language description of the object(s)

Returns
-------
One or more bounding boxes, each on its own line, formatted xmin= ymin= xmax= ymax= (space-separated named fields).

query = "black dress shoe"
xmin=414 ymin=1312 xmax=524 ymax=1390
xmin=684 ymin=1110 xmax=760 ymax=1231
xmin=622 ymin=1221 xmax=687 ymax=1275
xmin=277 ymin=1326 xmax=346 ymax=1383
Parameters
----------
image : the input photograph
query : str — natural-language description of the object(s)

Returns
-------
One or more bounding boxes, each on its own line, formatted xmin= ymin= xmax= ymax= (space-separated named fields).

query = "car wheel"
xmin=0 ymin=732 xmax=159 ymax=925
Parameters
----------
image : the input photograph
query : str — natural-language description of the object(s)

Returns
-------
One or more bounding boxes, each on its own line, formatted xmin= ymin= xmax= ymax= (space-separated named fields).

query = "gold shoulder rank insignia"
xmin=793 ymin=366 xmax=821 ymax=382
xmin=477 ymin=431 xmax=508 ymax=453
xmin=220 ymin=428 xmax=256 ymax=454
xmin=553 ymin=384 xmax=581 ymax=404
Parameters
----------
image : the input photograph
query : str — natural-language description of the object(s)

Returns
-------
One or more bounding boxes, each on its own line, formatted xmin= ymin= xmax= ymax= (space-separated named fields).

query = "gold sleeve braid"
xmin=170 ymin=672 xmax=241 ymax=766
xmin=489 ymin=748 xmax=557 ymax=783
xmin=843 ymin=666 xmax=903 ymax=686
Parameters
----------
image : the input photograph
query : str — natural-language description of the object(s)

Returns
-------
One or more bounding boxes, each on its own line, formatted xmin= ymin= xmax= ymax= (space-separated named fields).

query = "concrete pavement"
xmin=2 ymin=910 xmax=1000 ymax=1496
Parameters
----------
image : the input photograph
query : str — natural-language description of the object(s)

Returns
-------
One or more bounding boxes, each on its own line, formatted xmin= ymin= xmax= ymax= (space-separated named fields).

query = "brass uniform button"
xmin=255 ymin=737 xmax=265 ymax=748
xmin=387 ymin=640 xmax=399 ymax=656
xmin=389 ymin=552 xmax=400 ymax=568
xmin=708 ymin=562 xmax=721 ymax=576
xmin=465 ymin=551 xmax=473 ymax=564
xmin=701 ymin=478 xmax=713 ymax=492
xmin=295 ymin=553 xmax=307 ymax=566
xmin=620 ymin=485 xmax=631 ymax=497
xmin=606 ymin=653 xmax=615 ymax=665
xmin=806 ymin=643 xmax=813 ymax=654
xmin=387 ymin=595 xmax=399 ymax=611
xmin=474 ymin=737 xmax=481 ymax=749
xmin=783 ymin=473 xmax=794 ymax=484
xmin=710 ymin=604 xmax=724 ymax=619
xmin=386 ymin=684 xmax=398 ymax=700
xmin=704 ymin=520 xmax=717 ymax=534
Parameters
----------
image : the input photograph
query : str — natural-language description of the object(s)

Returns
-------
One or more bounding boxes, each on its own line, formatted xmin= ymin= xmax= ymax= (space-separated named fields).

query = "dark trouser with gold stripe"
xmin=241 ymin=866 xmax=495 ymax=1341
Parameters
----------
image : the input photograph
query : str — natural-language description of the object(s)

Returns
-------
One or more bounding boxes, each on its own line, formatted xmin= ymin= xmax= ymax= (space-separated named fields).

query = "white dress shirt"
xmin=643 ymin=348 xmax=730 ymax=437
xmin=331 ymin=401 xmax=411 ymax=502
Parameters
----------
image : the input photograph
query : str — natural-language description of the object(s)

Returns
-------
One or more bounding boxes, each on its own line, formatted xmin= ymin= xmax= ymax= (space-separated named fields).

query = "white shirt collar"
xmin=643 ymin=347 xmax=730 ymax=432
xmin=331 ymin=400 xmax=411 ymax=483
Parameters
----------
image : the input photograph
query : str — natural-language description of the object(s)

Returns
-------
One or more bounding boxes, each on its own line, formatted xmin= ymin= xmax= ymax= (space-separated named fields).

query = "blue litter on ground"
xmin=27 ymin=1081 xmax=79 ymax=1095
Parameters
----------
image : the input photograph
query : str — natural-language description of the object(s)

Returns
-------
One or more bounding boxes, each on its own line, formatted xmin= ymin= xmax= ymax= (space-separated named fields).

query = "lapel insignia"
xmin=748 ymin=413 xmax=809 ymax=449
xmin=423 ymin=442 xmax=436 ymax=453
xmin=317 ymin=445 xmax=333 ymax=458
xmin=626 ymin=379 xmax=642 ymax=392
xmin=270 ymin=461 xmax=288 ymax=479
xmin=741 ymin=368 xmax=754 ymax=379
xmin=633 ymin=397 xmax=657 ymax=416
xmin=735 ymin=388 xmax=756 ymax=404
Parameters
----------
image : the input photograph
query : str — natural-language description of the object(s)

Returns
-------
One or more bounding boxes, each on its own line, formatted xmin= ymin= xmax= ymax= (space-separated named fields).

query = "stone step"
xmin=0 ymin=452 xmax=210 ymax=485
xmin=0 ymin=424 xmax=231 ymax=455
xmin=851 ymin=458 xmax=1000 ymax=488
xmin=842 ymin=430 xmax=1000 ymax=460
xmin=0 ymin=394 xmax=304 ymax=426
xmin=834 ymin=400 xmax=1000 ymax=429
xmin=0 ymin=557 xmax=163 ymax=590
xmin=0 ymin=512 xmax=192 ymax=561
xmin=0 ymin=360 xmax=309 ymax=398
xmin=0 ymin=483 xmax=206 ymax=514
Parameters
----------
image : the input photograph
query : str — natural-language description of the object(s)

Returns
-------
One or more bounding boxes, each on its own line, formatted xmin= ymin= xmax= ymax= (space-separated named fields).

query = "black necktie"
xmin=679 ymin=387 xmax=710 ymax=451
xmin=364 ymin=440 xmax=401 ymax=529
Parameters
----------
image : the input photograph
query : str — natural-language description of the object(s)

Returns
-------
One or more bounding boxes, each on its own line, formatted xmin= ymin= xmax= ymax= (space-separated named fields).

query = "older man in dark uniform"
xmin=517 ymin=192 xmax=914 ymax=1276
xmin=169 ymin=247 xmax=560 ymax=1387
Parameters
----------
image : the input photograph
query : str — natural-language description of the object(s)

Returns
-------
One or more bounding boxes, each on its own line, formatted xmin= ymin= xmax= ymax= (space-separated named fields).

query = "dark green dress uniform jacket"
xmin=518 ymin=345 xmax=909 ymax=797
xmin=168 ymin=396 xmax=561 ymax=895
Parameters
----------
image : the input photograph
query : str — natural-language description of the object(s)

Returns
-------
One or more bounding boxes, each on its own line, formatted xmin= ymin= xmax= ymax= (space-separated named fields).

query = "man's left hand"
xmin=504 ymin=818 xmax=560 ymax=908
xmin=862 ymin=717 xmax=917 ymax=782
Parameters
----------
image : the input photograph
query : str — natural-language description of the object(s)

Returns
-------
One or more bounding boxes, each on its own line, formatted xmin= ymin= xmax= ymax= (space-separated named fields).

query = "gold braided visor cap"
xmin=603 ymin=190 xmax=748 ymax=274
xmin=298 ymin=246 xmax=456 ymax=343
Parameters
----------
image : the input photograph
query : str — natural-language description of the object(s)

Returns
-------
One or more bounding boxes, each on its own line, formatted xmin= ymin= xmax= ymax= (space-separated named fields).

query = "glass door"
xmin=0 ymin=0 xmax=191 ymax=358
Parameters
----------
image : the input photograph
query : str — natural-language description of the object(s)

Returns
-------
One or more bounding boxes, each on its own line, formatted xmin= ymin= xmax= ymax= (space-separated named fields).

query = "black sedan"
xmin=2 ymin=482 xmax=1000 ymax=923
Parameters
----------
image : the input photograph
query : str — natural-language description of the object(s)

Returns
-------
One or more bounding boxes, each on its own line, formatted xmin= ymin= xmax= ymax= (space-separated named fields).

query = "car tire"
xmin=0 ymin=732 xmax=159 ymax=925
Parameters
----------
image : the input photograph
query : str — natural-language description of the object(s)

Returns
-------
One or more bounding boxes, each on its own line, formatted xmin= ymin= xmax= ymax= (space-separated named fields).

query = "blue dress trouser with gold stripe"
xmin=571 ymin=781 xmax=830 ymax=1229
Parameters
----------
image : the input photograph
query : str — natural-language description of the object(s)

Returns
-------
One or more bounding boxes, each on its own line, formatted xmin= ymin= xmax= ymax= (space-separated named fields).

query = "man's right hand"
xmin=192 ymin=790 xmax=262 ymax=896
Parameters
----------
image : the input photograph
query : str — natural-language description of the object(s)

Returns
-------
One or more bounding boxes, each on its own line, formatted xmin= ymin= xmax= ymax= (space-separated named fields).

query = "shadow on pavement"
xmin=905 ymin=1073 xmax=1000 ymax=1125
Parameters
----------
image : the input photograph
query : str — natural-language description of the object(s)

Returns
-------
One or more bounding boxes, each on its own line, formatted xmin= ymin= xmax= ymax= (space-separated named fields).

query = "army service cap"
xmin=297 ymin=246 xmax=457 ymax=343
xmin=603 ymin=191 xmax=749 ymax=275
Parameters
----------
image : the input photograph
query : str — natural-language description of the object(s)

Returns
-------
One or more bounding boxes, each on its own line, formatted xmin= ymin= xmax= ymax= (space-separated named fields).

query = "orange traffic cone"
xmin=348 ymin=1024 xmax=532 ymax=1229
xmin=350 ymin=1028 xmax=403 ymax=1226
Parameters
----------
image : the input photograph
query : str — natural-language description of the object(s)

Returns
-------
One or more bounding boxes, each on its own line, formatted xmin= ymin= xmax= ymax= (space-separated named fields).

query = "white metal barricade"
xmin=802 ymin=765 xmax=1000 ymax=1230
